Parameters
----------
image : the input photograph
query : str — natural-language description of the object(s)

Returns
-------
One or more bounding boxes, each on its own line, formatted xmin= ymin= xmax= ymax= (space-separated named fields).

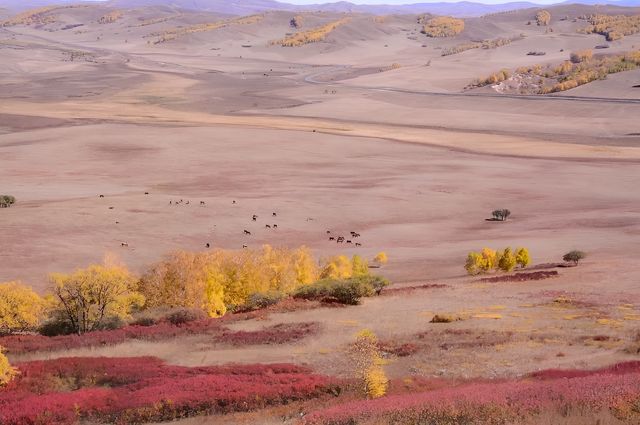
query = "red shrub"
xmin=303 ymin=362 xmax=640 ymax=424
xmin=0 ymin=357 xmax=339 ymax=425
xmin=0 ymin=319 xmax=319 ymax=354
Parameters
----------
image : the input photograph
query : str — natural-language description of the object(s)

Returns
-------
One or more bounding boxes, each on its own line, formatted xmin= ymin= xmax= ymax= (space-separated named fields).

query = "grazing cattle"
xmin=242 ymin=244 xmax=248 ymax=248
xmin=99 ymin=195 xmax=104 ymax=198
xmin=169 ymin=200 xmax=172 ymax=205
xmin=115 ymin=221 xmax=119 ymax=224
xmin=337 ymin=237 xmax=345 ymax=243
xmin=200 ymin=201 xmax=205 ymax=206
xmin=272 ymin=212 xmax=277 ymax=217
xmin=355 ymin=243 xmax=362 ymax=247
xmin=252 ymin=214 xmax=258 ymax=221
xmin=329 ymin=237 xmax=335 ymax=241
xmin=273 ymin=224 xmax=278 ymax=229
xmin=244 ymin=230 xmax=251 ymax=235
xmin=232 ymin=200 xmax=236 ymax=204
xmin=109 ymin=207 xmax=114 ymax=210
xmin=186 ymin=201 xmax=190 ymax=205
xmin=266 ymin=225 xmax=271 ymax=229
xmin=121 ymin=242 xmax=128 ymax=247
xmin=145 ymin=192 xmax=149 ymax=195
xmin=347 ymin=240 xmax=352 ymax=244
xmin=326 ymin=230 xmax=331 ymax=234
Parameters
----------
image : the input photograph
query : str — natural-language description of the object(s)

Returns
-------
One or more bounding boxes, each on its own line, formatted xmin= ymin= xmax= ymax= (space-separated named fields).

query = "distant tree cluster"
xmin=470 ymin=50 xmax=640 ymax=93
xmin=421 ymin=16 xmax=465 ymax=38
xmin=579 ymin=14 xmax=640 ymax=41
xmin=97 ymin=10 xmax=123 ymax=24
xmin=290 ymin=15 xmax=304 ymax=29
xmin=536 ymin=10 xmax=551 ymax=26
xmin=274 ymin=18 xmax=351 ymax=47
xmin=441 ymin=37 xmax=516 ymax=56
xmin=465 ymin=247 xmax=530 ymax=275
xmin=0 ymin=195 xmax=15 ymax=208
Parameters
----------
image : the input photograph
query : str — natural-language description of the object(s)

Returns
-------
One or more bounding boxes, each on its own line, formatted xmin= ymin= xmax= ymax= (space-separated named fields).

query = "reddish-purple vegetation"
xmin=0 ymin=320 xmax=319 ymax=354
xmin=304 ymin=362 xmax=640 ymax=424
xmin=380 ymin=283 xmax=448 ymax=296
xmin=220 ymin=322 xmax=320 ymax=345
xmin=0 ymin=357 xmax=340 ymax=425
xmin=479 ymin=270 xmax=558 ymax=283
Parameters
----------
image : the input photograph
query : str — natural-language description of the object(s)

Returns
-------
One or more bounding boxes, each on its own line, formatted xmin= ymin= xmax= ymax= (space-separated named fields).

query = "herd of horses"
xmin=100 ymin=193 xmax=364 ymax=251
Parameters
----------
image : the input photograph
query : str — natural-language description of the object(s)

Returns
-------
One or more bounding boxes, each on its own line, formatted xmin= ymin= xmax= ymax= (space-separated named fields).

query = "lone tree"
xmin=0 ymin=196 xmax=15 ymax=208
xmin=563 ymin=250 xmax=586 ymax=266
xmin=492 ymin=209 xmax=511 ymax=221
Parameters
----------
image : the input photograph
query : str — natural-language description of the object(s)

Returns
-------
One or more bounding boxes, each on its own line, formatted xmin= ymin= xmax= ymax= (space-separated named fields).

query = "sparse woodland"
xmin=273 ymin=18 xmax=351 ymax=47
xmin=421 ymin=16 xmax=465 ymax=37
xmin=579 ymin=14 xmax=640 ymax=41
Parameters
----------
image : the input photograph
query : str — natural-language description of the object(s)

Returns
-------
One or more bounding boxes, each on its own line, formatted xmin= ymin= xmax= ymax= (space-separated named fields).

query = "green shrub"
xmin=0 ymin=195 xmax=15 ymax=208
xmin=164 ymin=308 xmax=207 ymax=325
xmin=293 ymin=275 xmax=389 ymax=305
xmin=241 ymin=291 xmax=284 ymax=311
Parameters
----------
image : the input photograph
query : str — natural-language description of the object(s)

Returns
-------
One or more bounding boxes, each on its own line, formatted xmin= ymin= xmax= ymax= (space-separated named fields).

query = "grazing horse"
xmin=242 ymin=244 xmax=248 ymax=248
xmin=121 ymin=242 xmax=128 ymax=247
xmin=337 ymin=237 xmax=345 ymax=243
xmin=244 ymin=230 xmax=251 ymax=235
xmin=355 ymin=243 xmax=362 ymax=247
xmin=99 ymin=195 xmax=104 ymax=198
xmin=252 ymin=214 xmax=258 ymax=221
xmin=272 ymin=212 xmax=277 ymax=217
xmin=233 ymin=200 xmax=236 ymax=204
xmin=347 ymin=240 xmax=352 ymax=244
xmin=265 ymin=225 xmax=271 ymax=229
xmin=329 ymin=237 xmax=335 ymax=241
xmin=206 ymin=243 xmax=210 ymax=248
xmin=109 ymin=207 xmax=114 ymax=210
xmin=326 ymin=230 xmax=331 ymax=234
xmin=200 ymin=201 xmax=206 ymax=206
xmin=273 ymin=224 xmax=278 ymax=229
xmin=145 ymin=192 xmax=149 ymax=195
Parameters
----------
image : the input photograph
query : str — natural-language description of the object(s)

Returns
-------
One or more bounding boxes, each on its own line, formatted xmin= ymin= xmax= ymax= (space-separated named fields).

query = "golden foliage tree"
xmin=516 ymin=247 xmax=531 ymax=268
xmin=536 ymin=10 xmax=551 ymax=26
xmin=498 ymin=247 xmax=517 ymax=272
xmin=480 ymin=248 xmax=498 ymax=271
xmin=351 ymin=329 xmax=388 ymax=398
xmin=0 ymin=346 xmax=17 ymax=386
xmin=49 ymin=260 xmax=143 ymax=334
xmin=351 ymin=255 xmax=369 ymax=277
xmin=374 ymin=252 xmax=388 ymax=265
xmin=0 ymin=281 xmax=45 ymax=335
xmin=320 ymin=255 xmax=353 ymax=279
xmin=140 ymin=245 xmax=319 ymax=316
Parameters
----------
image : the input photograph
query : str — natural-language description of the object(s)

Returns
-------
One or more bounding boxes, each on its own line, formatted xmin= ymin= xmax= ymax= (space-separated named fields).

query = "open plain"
xmin=1 ymin=2 xmax=640 ymax=424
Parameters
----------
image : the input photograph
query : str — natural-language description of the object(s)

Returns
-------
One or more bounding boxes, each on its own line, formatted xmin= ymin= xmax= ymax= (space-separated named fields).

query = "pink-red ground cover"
xmin=0 ymin=356 xmax=340 ymax=424
xmin=0 ymin=320 xmax=319 ymax=354
xmin=304 ymin=362 xmax=640 ymax=424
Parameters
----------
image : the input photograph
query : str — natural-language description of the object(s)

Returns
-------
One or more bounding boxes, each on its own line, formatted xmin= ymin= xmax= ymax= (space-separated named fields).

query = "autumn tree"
xmin=492 ymin=209 xmax=511 ymax=221
xmin=563 ymin=250 xmax=586 ymax=265
xmin=0 ymin=346 xmax=17 ymax=386
xmin=536 ymin=10 xmax=551 ymax=26
xmin=465 ymin=251 xmax=484 ymax=275
xmin=516 ymin=247 xmax=531 ymax=268
xmin=350 ymin=329 xmax=388 ymax=398
xmin=49 ymin=260 xmax=143 ymax=334
xmin=0 ymin=281 xmax=45 ymax=335
xmin=422 ymin=16 xmax=464 ymax=37
xmin=570 ymin=49 xmax=593 ymax=64
xmin=498 ymin=247 xmax=517 ymax=272
xmin=373 ymin=252 xmax=388 ymax=265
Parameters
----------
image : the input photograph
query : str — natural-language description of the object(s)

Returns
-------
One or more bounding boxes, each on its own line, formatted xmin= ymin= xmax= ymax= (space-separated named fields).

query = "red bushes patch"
xmin=304 ymin=362 xmax=640 ymax=424
xmin=0 ymin=320 xmax=319 ymax=355
xmin=479 ymin=270 xmax=558 ymax=283
xmin=0 ymin=357 xmax=339 ymax=425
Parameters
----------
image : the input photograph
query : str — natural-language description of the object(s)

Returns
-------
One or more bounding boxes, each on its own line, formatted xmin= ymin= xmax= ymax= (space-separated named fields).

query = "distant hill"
xmin=2 ymin=0 xmax=640 ymax=16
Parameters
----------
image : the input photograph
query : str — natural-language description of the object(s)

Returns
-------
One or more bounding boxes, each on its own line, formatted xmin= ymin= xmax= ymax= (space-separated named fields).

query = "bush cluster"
xmin=579 ymin=14 xmax=640 ymax=41
xmin=151 ymin=15 xmax=263 ymax=44
xmin=293 ymin=275 xmax=389 ymax=305
xmin=465 ymin=247 xmax=530 ymax=275
xmin=421 ymin=16 xmax=464 ymax=37
xmin=536 ymin=10 xmax=551 ymax=26
xmin=441 ymin=37 xmax=515 ymax=56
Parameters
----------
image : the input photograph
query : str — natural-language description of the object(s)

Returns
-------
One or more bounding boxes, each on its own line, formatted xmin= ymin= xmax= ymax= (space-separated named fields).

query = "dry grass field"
xmin=1 ymin=2 xmax=640 ymax=424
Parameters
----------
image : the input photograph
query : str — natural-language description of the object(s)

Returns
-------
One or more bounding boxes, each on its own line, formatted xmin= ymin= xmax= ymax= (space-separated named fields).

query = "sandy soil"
xmin=1 ymin=5 xmax=640 ymax=420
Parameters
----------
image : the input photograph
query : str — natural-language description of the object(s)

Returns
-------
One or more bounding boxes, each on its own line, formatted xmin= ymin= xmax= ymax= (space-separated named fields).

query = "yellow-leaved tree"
xmin=0 ymin=346 xmax=17 ymax=386
xmin=480 ymin=248 xmax=498 ymax=271
xmin=373 ymin=252 xmax=388 ymax=265
xmin=498 ymin=247 xmax=517 ymax=272
xmin=516 ymin=247 xmax=531 ymax=269
xmin=320 ymin=255 xmax=353 ymax=279
xmin=351 ymin=255 xmax=370 ymax=277
xmin=351 ymin=329 xmax=388 ymax=398
xmin=49 ymin=258 xmax=143 ymax=334
xmin=0 ymin=281 xmax=45 ymax=335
